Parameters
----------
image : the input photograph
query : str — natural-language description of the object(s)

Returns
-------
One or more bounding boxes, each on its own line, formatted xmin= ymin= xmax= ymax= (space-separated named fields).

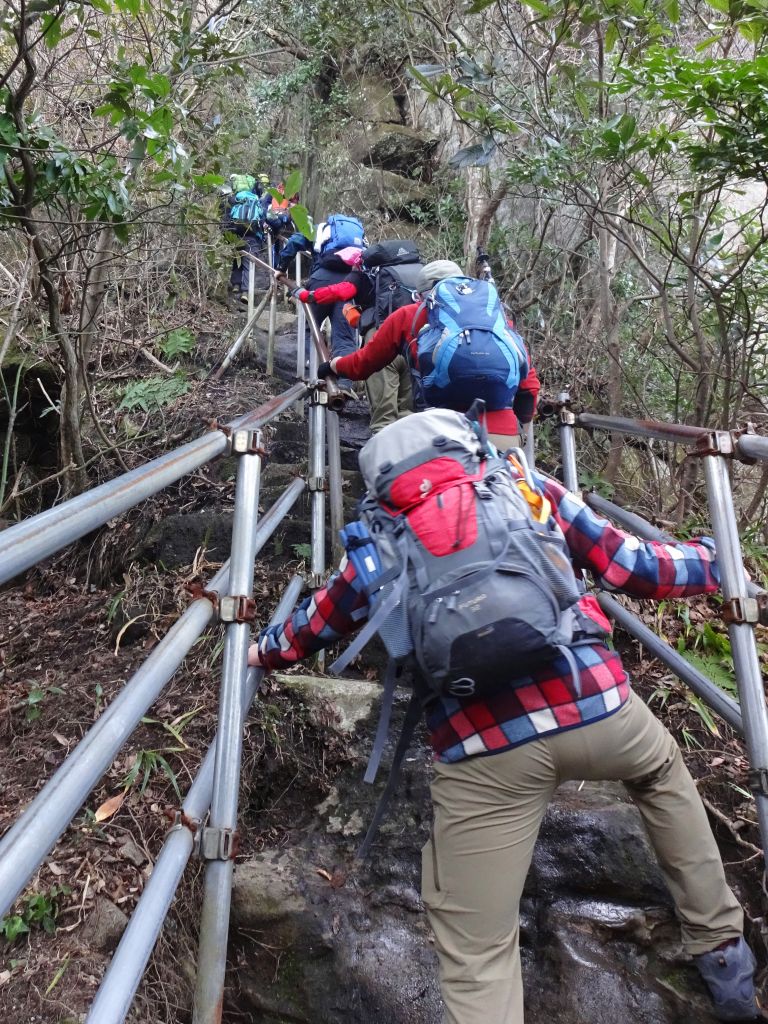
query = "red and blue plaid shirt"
xmin=255 ymin=474 xmax=720 ymax=763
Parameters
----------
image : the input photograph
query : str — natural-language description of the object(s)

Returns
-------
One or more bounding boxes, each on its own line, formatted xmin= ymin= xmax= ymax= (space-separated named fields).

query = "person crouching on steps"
xmin=248 ymin=409 xmax=763 ymax=1024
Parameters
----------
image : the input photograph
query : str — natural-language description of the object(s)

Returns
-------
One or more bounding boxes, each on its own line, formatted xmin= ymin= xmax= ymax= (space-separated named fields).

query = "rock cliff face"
xmin=229 ymin=677 xmax=722 ymax=1024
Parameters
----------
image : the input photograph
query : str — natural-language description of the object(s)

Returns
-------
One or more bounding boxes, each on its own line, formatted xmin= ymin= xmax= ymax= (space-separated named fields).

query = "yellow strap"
xmin=507 ymin=454 xmax=551 ymax=523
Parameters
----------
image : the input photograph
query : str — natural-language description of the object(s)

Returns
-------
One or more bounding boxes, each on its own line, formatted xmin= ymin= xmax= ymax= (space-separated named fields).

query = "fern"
xmin=158 ymin=327 xmax=195 ymax=359
xmin=119 ymin=373 xmax=189 ymax=413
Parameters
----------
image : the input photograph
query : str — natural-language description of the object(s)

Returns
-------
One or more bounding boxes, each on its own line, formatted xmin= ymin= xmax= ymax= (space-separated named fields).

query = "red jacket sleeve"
xmin=334 ymin=303 xmax=423 ymax=380
xmin=513 ymin=359 xmax=539 ymax=425
xmin=312 ymin=280 xmax=358 ymax=304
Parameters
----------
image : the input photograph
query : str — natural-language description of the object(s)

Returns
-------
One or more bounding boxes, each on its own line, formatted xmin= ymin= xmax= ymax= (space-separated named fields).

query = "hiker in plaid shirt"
xmin=249 ymin=413 xmax=761 ymax=1024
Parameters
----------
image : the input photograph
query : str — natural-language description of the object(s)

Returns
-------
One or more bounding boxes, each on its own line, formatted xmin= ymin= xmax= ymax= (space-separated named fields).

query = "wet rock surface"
xmin=231 ymin=678 xmax=723 ymax=1024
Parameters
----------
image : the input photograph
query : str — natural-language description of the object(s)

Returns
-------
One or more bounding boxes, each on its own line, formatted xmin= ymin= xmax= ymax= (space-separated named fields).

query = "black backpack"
xmin=359 ymin=240 xmax=423 ymax=333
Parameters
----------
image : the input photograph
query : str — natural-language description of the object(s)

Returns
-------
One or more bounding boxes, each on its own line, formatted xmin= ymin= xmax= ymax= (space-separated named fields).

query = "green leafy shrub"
xmin=118 ymin=373 xmax=189 ymax=413
xmin=158 ymin=328 xmax=196 ymax=359
xmin=0 ymin=885 xmax=71 ymax=942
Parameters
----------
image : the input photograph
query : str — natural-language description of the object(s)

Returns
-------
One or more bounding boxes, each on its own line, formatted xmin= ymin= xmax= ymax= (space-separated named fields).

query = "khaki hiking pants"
xmin=488 ymin=431 xmax=521 ymax=452
xmin=365 ymin=355 xmax=413 ymax=433
xmin=421 ymin=691 xmax=743 ymax=1024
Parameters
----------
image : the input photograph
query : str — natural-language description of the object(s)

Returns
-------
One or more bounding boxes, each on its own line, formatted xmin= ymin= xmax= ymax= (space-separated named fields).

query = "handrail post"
xmin=524 ymin=420 xmax=535 ymax=470
xmin=296 ymin=253 xmax=305 ymax=382
xmin=701 ymin=443 xmax=768 ymax=858
xmin=308 ymin=387 xmax=326 ymax=590
xmin=326 ymin=410 xmax=344 ymax=565
xmin=86 ymin=573 xmax=305 ymax=1024
xmin=557 ymin=391 xmax=579 ymax=494
xmin=267 ymin=230 xmax=277 ymax=376
xmin=246 ymin=255 xmax=255 ymax=353
xmin=192 ymin=429 xmax=264 ymax=1024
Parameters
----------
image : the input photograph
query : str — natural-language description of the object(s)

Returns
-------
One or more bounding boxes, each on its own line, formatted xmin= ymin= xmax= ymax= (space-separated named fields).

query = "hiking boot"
xmin=696 ymin=937 xmax=760 ymax=1021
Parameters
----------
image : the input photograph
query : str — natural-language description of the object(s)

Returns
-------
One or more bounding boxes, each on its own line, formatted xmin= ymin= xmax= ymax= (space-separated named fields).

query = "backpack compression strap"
xmin=356 ymin=690 xmax=422 ymax=860
xmin=328 ymin=550 xmax=410 ymax=675
xmin=363 ymin=658 xmax=399 ymax=784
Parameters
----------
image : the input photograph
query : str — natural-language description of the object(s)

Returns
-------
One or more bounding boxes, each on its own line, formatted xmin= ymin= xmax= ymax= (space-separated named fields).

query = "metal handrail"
xmin=86 ymin=574 xmax=305 ymax=1024
xmin=0 ymin=477 xmax=306 ymax=920
xmin=0 ymin=382 xmax=308 ymax=586
xmin=557 ymin=395 xmax=768 ymax=856
xmin=0 ymin=292 xmax=339 ymax=1023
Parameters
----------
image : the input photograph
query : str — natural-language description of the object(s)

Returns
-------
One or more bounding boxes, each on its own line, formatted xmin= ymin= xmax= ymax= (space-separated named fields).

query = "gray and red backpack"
xmin=330 ymin=408 xmax=603 ymax=855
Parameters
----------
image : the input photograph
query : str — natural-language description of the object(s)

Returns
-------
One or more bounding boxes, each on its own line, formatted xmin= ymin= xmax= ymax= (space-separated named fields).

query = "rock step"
xmin=231 ymin=671 xmax=719 ymax=1024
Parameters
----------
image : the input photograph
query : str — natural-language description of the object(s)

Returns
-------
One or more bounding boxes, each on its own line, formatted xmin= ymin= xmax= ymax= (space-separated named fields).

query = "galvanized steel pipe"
xmin=0 ymin=477 xmax=306 ymax=918
xmin=702 ymin=455 xmax=768 ymax=855
xmin=326 ymin=409 xmax=344 ymax=566
xmin=86 ymin=575 xmax=304 ymax=1024
xmin=578 ymin=412 xmax=709 ymax=446
xmin=0 ymin=383 xmax=306 ymax=587
xmin=586 ymin=492 xmax=673 ymax=542
xmin=246 ymin=254 xmax=255 ymax=343
xmin=597 ymin=593 xmax=743 ymax=734
xmin=737 ymin=433 xmax=768 ymax=464
xmin=558 ymin=394 xmax=579 ymax=494
xmin=267 ymin=232 xmax=277 ymax=376
xmin=304 ymin=304 xmax=344 ymax=412
xmin=295 ymin=254 xmax=306 ymax=382
xmin=210 ymin=289 xmax=271 ymax=381
xmin=193 ymin=440 xmax=263 ymax=1023
xmin=309 ymin=398 xmax=326 ymax=588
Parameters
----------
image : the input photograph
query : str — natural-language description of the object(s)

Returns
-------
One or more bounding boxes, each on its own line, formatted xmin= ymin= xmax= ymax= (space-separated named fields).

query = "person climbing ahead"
xmin=221 ymin=173 xmax=272 ymax=302
xmin=276 ymin=214 xmax=367 ymax=398
xmin=290 ymin=239 xmax=423 ymax=431
xmin=248 ymin=408 xmax=762 ymax=1024
xmin=317 ymin=259 xmax=540 ymax=444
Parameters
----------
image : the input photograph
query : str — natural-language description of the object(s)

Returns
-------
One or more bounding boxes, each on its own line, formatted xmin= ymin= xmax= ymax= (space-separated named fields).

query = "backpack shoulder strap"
xmin=328 ymin=559 xmax=410 ymax=675
xmin=410 ymin=299 xmax=427 ymax=339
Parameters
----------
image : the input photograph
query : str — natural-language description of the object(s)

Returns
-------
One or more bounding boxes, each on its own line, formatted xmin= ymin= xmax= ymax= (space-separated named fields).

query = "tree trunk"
xmin=78 ymin=226 xmax=114 ymax=385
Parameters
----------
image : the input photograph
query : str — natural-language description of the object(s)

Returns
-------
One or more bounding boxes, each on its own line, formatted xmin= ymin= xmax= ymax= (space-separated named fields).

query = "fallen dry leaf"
xmin=94 ymin=792 xmax=126 ymax=822
xmin=316 ymin=868 xmax=333 ymax=882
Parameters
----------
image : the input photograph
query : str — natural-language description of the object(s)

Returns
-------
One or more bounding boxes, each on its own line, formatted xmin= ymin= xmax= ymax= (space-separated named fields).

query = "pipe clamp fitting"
xmin=194 ymin=826 xmax=240 ymax=861
xmin=721 ymin=594 xmax=768 ymax=626
xmin=227 ymin=428 xmax=266 ymax=457
xmin=218 ymin=595 xmax=257 ymax=623
xmin=747 ymin=768 xmax=768 ymax=798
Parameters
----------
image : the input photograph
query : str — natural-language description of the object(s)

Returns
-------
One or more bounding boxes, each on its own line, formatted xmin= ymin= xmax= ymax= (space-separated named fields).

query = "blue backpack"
xmin=229 ymin=190 xmax=268 ymax=234
xmin=416 ymin=277 xmax=527 ymax=410
xmin=317 ymin=214 xmax=366 ymax=257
